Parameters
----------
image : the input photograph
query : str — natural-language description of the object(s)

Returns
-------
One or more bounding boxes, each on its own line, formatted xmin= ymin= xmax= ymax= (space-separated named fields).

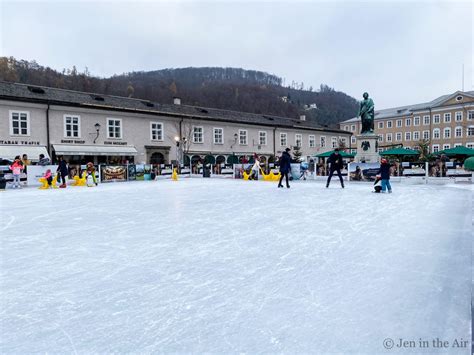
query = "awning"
xmin=53 ymin=144 xmax=138 ymax=156
xmin=0 ymin=145 xmax=49 ymax=162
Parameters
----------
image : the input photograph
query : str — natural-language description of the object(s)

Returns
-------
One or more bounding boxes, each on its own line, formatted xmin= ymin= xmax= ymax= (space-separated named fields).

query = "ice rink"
xmin=1 ymin=179 xmax=472 ymax=353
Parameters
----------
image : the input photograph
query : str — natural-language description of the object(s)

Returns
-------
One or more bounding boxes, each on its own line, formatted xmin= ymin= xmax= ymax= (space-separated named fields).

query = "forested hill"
xmin=0 ymin=57 xmax=358 ymax=127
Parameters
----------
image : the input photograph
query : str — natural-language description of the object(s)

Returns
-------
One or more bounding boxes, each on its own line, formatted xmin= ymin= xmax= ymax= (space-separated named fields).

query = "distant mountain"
xmin=0 ymin=57 xmax=358 ymax=127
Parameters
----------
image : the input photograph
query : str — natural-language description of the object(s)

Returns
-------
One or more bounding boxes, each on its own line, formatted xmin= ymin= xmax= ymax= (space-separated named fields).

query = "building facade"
xmin=0 ymin=82 xmax=350 ymax=165
xmin=339 ymin=91 xmax=474 ymax=154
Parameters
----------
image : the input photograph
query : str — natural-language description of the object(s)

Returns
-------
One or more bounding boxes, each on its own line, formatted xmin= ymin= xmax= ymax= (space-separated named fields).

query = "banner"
xmin=127 ymin=164 xmax=137 ymax=181
xmin=348 ymin=163 xmax=380 ymax=181
xmin=100 ymin=165 xmax=127 ymax=182
xmin=25 ymin=165 xmax=57 ymax=186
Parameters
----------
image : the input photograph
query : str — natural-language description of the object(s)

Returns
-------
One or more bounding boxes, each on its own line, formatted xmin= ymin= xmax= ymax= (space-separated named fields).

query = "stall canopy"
xmin=379 ymin=147 xmax=419 ymax=156
xmin=0 ymin=145 xmax=49 ymax=162
xmin=435 ymin=146 xmax=474 ymax=158
xmin=53 ymin=144 xmax=138 ymax=156
xmin=314 ymin=150 xmax=355 ymax=158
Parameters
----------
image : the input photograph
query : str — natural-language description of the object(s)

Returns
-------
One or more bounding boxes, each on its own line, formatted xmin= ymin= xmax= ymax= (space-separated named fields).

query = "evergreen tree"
xmin=292 ymin=145 xmax=302 ymax=163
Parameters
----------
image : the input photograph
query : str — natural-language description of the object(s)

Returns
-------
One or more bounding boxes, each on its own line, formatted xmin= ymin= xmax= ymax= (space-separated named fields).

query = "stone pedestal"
xmin=354 ymin=133 xmax=380 ymax=163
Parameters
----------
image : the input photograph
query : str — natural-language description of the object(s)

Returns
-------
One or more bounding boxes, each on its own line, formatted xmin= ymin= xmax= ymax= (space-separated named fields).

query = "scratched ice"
xmin=0 ymin=179 xmax=471 ymax=353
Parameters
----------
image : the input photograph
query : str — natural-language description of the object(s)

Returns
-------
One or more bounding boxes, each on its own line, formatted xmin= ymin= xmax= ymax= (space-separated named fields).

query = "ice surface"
xmin=0 ymin=179 xmax=471 ymax=353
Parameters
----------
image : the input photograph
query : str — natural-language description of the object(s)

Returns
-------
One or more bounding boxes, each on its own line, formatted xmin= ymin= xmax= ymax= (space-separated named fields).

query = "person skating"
xmin=43 ymin=169 xmax=53 ymax=188
xmin=250 ymin=155 xmax=260 ymax=180
xmin=278 ymin=148 xmax=292 ymax=188
xmin=9 ymin=156 xmax=24 ymax=189
xmin=56 ymin=156 xmax=68 ymax=188
xmin=377 ymin=158 xmax=392 ymax=193
xmin=326 ymin=148 xmax=344 ymax=188
xmin=86 ymin=162 xmax=98 ymax=186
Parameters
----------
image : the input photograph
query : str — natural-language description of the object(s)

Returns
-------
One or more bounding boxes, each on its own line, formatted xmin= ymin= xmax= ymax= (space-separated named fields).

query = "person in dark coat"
xmin=278 ymin=148 xmax=292 ymax=188
xmin=377 ymin=158 xmax=392 ymax=193
xmin=56 ymin=156 xmax=68 ymax=188
xmin=326 ymin=148 xmax=344 ymax=188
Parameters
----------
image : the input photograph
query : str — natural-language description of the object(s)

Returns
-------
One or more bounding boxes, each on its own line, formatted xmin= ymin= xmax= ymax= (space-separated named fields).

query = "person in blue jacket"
xmin=278 ymin=148 xmax=292 ymax=188
xmin=377 ymin=158 xmax=392 ymax=193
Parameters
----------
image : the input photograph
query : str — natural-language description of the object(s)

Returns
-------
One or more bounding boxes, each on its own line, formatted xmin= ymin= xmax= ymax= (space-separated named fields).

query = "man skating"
xmin=278 ymin=148 xmax=292 ymax=188
xmin=326 ymin=148 xmax=344 ymax=188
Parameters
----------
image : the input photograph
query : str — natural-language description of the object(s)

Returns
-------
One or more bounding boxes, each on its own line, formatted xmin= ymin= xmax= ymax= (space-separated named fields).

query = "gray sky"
xmin=0 ymin=0 xmax=472 ymax=109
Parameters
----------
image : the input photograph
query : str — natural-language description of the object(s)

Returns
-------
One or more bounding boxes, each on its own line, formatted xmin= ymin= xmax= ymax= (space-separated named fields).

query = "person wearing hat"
xmin=377 ymin=158 xmax=392 ymax=193
xmin=326 ymin=148 xmax=344 ymax=188
xmin=278 ymin=148 xmax=292 ymax=188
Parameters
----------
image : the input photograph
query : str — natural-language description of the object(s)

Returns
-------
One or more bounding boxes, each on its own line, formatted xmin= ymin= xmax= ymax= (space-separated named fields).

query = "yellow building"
xmin=339 ymin=91 xmax=474 ymax=154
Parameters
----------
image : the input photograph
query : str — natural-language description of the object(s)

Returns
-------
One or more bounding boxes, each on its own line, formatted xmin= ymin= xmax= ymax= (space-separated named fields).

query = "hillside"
xmin=0 ymin=57 xmax=358 ymax=127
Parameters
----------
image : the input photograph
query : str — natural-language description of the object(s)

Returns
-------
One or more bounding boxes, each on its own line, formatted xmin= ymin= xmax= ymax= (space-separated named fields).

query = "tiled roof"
xmin=0 ymin=81 xmax=346 ymax=134
xmin=340 ymin=91 xmax=474 ymax=124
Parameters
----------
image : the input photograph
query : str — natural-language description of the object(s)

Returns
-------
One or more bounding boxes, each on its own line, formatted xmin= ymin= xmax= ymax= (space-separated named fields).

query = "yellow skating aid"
xmin=38 ymin=175 xmax=59 ymax=189
xmin=172 ymin=168 xmax=178 ymax=181
xmin=72 ymin=172 xmax=87 ymax=186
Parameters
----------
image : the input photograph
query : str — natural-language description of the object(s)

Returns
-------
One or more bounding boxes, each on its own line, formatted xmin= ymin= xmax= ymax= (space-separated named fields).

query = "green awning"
xmin=379 ymin=147 xmax=420 ymax=156
xmin=314 ymin=150 xmax=355 ymax=158
xmin=435 ymin=146 xmax=474 ymax=157
xmin=227 ymin=155 xmax=239 ymax=164
xmin=204 ymin=155 xmax=215 ymax=164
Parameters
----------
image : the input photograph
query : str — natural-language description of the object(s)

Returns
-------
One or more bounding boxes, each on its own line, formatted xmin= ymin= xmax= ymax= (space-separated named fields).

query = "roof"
xmin=340 ymin=90 xmax=474 ymax=124
xmin=0 ymin=81 xmax=347 ymax=134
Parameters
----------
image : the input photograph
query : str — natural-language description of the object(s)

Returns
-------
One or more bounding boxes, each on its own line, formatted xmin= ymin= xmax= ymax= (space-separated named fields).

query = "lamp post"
xmin=93 ymin=123 xmax=101 ymax=144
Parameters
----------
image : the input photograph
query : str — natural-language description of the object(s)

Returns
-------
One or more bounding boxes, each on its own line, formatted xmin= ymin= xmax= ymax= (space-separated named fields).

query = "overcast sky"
xmin=0 ymin=0 xmax=472 ymax=109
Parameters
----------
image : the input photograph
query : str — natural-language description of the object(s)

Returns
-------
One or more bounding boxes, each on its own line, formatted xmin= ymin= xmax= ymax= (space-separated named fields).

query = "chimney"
xmin=299 ymin=114 xmax=306 ymax=121
xmin=173 ymin=97 xmax=181 ymax=105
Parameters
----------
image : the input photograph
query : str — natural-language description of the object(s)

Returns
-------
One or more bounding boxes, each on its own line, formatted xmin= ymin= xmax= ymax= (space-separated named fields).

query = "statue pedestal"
xmin=354 ymin=133 xmax=380 ymax=163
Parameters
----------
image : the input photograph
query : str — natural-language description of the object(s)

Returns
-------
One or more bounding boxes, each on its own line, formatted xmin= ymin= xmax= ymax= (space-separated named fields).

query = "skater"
xmin=278 ymin=148 xmax=292 ymax=188
xmin=43 ymin=169 xmax=53 ymax=187
xmin=377 ymin=158 xmax=392 ymax=193
xmin=86 ymin=162 xmax=98 ymax=186
xmin=9 ymin=156 xmax=24 ymax=189
xmin=326 ymin=148 xmax=344 ymax=188
xmin=373 ymin=175 xmax=382 ymax=193
xmin=56 ymin=156 xmax=68 ymax=188
xmin=299 ymin=161 xmax=308 ymax=180
xmin=250 ymin=155 xmax=260 ymax=180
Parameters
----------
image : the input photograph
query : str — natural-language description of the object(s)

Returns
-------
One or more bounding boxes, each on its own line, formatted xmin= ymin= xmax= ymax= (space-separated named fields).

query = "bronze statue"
xmin=358 ymin=92 xmax=375 ymax=134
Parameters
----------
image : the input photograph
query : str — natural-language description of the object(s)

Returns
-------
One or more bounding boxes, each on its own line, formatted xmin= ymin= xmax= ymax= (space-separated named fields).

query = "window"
xmin=378 ymin=121 xmax=384 ymax=129
xmin=150 ymin=122 xmax=163 ymax=141
xmin=239 ymin=129 xmax=247 ymax=145
xmin=443 ymin=127 xmax=451 ymax=139
xmin=309 ymin=135 xmax=315 ymax=148
xmin=193 ymin=126 xmax=203 ymax=143
xmin=433 ymin=114 xmax=440 ymax=124
xmin=64 ymin=115 xmax=80 ymax=138
xmin=455 ymin=112 xmax=463 ymax=121
xmin=387 ymin=120 xmax=392 ymax=128
xmin=396 ymin=132 xmax=402 ymax=141
xmin=378 ymin=135 xmax=383 ymax=142
xmin=423 ymin=130 xmax=430 ymax=140
xmin=432 ymin=144 xmax=439 ymax=153
xmin=295 ymin=134 xmax=302 ymax=147
xmin=455 ymin=127 xmax=462 ymax=138
xmin=386 ymin=133 xmax=392 ymax=142
xmin=351 ymin=125 xmax=356 ymax=131
xmin=443 ymin=144 xmax=450 ymax=150
xmin=433 ymin=128 xmax=440 ymax=139
xmin=454 ymin=143 xmax=462 ymax=148
xmin=320 ymin=136 xmax=326 ymax=148
xmin=396 ymin=119 xmax=402 ymax=127
xmin=405 ymin=132 xmax=411 ymax=141
xmin=331 ymin=137 xmax=337 ymax=148
xmin=9 ymin=111 xmax=30 ymax=136
xmin=469 ymin=111 xmax=474 ymax=120
xmin=467 ymin=126 xmax=474 ymax=137
xmin=467 ymin=143 xmax=474 ymax=149
xmin=413 ymin=131 xmax=420 ymax=140
xmin=280 ymin=133 xmax=287 ymax=146
xmin=423 ymin=115 xmax=430 ymax=125
xmin=107 ymin=118 xmax=122 ymax=139
xmin=213 ymin=128 xmax=223 ymax=144
xmin=414 ymin=116 xmax=420 ymax=126
xmin=351 ymin=136 xmax=356 ymax=144
xmin=340 ymin=137 xmax=347 ymax=146
xmin=259 ymin=131 xmax=267 ymax=145
xmin=344 ymin=125 xmax=349 ymax=131
xmin=405 ymin=118 xmax=411 ymax=127
xmin=444 ymin=113 xmax=451 ymax=123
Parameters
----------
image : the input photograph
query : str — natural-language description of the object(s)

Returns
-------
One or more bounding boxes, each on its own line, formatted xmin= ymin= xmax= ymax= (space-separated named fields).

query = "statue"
xmin=358 ymin=92 xmax=375 ymax=134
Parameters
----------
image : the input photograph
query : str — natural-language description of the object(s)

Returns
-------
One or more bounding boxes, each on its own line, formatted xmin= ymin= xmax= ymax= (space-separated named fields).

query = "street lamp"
xmin=93 ymin=123 xmax=101 ymax=144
